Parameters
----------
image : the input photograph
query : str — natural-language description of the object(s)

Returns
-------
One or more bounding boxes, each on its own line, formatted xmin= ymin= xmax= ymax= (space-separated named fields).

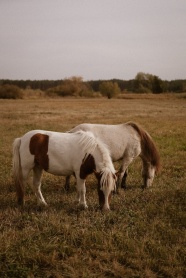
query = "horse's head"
xmin=94 ymin=170 xmax=117 ymax=210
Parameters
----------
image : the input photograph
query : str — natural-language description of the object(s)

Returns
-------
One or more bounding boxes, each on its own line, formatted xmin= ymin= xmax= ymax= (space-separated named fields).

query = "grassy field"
xmin=0 ymin=95 xmax=185 ymax=277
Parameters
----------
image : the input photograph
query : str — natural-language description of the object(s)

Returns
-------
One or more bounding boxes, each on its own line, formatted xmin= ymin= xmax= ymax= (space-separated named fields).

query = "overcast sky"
xmin=0 ymin=0 xmax=186 ymax=81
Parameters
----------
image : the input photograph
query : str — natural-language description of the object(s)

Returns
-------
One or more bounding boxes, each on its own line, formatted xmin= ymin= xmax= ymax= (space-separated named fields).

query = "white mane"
xmin=77 ymin=131 xmax=98 ymax=156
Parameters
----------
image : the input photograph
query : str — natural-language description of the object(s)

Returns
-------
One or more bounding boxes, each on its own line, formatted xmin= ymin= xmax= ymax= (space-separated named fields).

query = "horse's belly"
xmin=112 ymin=153 xmax=123 ymax=162
xmin=48 ymin=166 xmax=73 ymax=176
xmin=108 ymin=142 xmax=125 ymax=162
xmin=47 ymin=153 xmax=75 ymax=176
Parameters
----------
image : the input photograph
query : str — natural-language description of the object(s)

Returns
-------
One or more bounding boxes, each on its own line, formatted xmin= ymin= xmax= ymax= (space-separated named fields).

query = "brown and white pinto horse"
xmin=12 ymin=130 xmax=117 ymax=210
xmin=65 ymin=122 xmax=161 ymax=190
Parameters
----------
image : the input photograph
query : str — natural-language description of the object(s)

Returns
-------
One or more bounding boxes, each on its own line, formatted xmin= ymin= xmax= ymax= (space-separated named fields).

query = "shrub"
xmin=0 ymin=84 xmax=23 ymax=99
xmin=46 ymin=76 xmax=91 ymax=97
xmin=99 ymin=81 xmax=121 ymax=99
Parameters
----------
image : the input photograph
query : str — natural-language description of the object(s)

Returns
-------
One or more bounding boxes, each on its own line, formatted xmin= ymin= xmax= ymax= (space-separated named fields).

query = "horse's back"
xmin=69 ymin=123 xmax=140 ymax=161
xmin=20 ymin=130 xmax=82 ymax=174
xmin=70 ymin=123 xmax=127 ymax=137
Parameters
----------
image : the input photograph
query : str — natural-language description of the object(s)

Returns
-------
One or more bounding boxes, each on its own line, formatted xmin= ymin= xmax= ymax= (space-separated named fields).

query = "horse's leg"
xmin=32 ymin=166 xmax=47 ymax=205
xmin=142 ymin=161 xmax=155 ymax=188
xmin=64 ymin=175 xmax=71 ymax=191
xmin=76 ymin=177 xmax=88 ymax=209
xmin=117 ymin=156 xmax=134 ymax=191
xmin=121 ymin=168 xmax=128 ymax=190
xmin=18 ymin=168 xmax=30 ymax=206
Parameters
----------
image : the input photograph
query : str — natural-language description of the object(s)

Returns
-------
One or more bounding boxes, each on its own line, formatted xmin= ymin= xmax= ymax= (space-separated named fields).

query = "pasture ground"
xmin=0 ymin=95 xmax=185 ymax=277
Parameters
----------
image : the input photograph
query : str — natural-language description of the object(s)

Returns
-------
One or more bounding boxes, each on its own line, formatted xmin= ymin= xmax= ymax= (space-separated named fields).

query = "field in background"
xmin=0 ymin=95 xmax=185 ymax=277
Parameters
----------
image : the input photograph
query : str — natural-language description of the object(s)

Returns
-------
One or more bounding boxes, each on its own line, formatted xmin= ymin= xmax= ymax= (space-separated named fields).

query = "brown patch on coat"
xmin=29 ymin=133 xmax=49 ymax=171
xmin=80 ymin=154 xmax=106 ymax=208
xmin=80 ymin=154 xmax=96 ymax=179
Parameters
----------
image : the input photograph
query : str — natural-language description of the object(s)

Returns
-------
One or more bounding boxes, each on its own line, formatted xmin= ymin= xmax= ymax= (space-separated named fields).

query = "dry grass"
xmin=0 ymin=95 xmax=185 ymax=277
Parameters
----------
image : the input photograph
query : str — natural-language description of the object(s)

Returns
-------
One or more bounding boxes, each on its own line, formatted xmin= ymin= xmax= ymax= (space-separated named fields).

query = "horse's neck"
xmin=94 ymin=145 xmax=113 ymax=173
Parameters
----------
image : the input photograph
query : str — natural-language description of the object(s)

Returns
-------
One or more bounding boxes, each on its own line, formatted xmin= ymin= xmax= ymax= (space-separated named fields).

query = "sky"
xmin=0 ymin=0 xmax=186 ymax=81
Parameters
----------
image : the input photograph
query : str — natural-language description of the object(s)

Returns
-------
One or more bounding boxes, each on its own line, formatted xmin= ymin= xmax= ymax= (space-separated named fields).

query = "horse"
xmin=65 ymin=122 xmax=161 ymax=191
xmin=12 ymin=130 xmax=117 ymax=210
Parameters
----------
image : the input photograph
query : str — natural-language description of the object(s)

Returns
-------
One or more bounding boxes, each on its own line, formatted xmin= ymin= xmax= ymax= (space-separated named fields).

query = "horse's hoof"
xmin=78 ymin=203 xmax=88 ymax=210
xmin=64 ymin=186 xmax=70 ymax=192
xmin=17 ymin=198 xmax=25 ymax=206
xmin=101 ymin=205 xmax=110 ymax=211
xmin=38 ymin=201 xmax=48 ymax=207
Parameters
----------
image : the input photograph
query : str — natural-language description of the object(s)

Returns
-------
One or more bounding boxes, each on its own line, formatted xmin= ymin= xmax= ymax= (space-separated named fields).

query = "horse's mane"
xmin=77 ymin=130 xmax=98 ymax=156
xmin=126 ymin=122 xmax=161 ymax=173
xmin=77 ymin=131 xmax=115 ymax=189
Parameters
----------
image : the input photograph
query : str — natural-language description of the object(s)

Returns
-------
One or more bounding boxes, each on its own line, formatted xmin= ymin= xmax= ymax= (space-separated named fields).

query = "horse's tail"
xmin=12 ymin=138 xmax=24 ymax=205
xmin=127 ymin=122 xmax=161 ymax=173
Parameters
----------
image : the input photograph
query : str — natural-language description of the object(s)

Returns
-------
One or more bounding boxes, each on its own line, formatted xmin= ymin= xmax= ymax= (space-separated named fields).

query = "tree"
xmin=99 ymin=81 xmax=121 ymax=99
xmin=134 ymin=72 xmax=163 ymax=93
xmin=152 ymin=76 xmax=163 ymax=94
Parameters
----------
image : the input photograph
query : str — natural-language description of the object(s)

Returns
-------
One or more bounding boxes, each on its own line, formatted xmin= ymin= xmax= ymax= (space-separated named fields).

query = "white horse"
xmin=65 ymin=122 xmax=161 ymax=191
xmin=12 ymin=130 xmax=117 ymax=210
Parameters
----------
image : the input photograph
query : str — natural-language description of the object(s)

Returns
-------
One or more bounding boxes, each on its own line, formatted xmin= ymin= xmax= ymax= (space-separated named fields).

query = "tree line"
xmin=0 ymin=73 xmax=186 ymax=99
